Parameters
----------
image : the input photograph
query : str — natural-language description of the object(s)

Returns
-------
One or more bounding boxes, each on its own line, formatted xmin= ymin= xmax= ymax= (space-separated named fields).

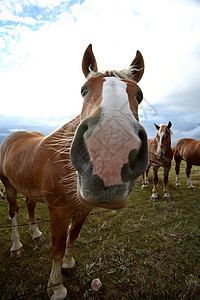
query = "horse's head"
xmin=70 ymin=44 xmax=148 ymax=209
xmin=154 ymin=121 xmax=172 ymax=158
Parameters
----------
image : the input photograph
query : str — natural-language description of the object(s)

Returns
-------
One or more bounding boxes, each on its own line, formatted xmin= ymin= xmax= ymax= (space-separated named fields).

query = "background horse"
xmin=142 ymin=122 xmax=173 ymax=199
xmin=173 ymin=138 xmax=200 ymax=189
xmin=0 ymin=180 xmax=5 ymax=198
xmin=0 ymin=44 xmax=148 ymax=299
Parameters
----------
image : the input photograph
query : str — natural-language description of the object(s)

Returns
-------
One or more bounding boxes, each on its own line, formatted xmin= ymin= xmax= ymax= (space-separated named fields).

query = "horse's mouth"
xmin=76 ymin=172 xmax=135 ymax=210
xmin=77 ymin=189 xmax=129 ymax=209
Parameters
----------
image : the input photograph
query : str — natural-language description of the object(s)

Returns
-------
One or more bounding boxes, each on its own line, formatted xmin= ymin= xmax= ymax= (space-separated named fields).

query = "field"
xmin=0 ymin=160 xmax=200 ymax=299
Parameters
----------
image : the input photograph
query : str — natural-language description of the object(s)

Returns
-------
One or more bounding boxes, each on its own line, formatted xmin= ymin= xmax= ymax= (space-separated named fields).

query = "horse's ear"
xmin=82 ymin=44 xmax=98 ymax=78
xmin=167 ymin=121 xmax=172 ymax=129
xmin=130 ymin=50 xmax=144 ymax=83
xmin=154 ymin=123 xmax=160 ymax=130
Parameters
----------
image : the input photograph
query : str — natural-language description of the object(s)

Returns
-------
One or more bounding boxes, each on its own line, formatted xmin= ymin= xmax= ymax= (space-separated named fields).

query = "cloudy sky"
xmin=0 ymin=0 xmax=200 ymax=144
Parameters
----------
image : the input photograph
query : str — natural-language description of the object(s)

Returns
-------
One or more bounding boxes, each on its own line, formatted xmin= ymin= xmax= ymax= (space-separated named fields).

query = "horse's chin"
xmin=77 ymin=190 xmax=129 ymax=209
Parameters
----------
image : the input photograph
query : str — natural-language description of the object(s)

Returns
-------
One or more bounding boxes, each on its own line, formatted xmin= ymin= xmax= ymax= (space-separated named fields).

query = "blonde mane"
xmin=87 ymin=66 xmax=141 ymax=83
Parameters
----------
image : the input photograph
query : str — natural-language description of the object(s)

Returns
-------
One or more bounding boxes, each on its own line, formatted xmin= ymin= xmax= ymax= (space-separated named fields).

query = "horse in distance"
xmin=0 ymin=44 xmax=148 ymax=299
xmin=142 ymin=122 xmax=173 ymax=199
xmin=173 ymin=138 xmax=200 ymax=189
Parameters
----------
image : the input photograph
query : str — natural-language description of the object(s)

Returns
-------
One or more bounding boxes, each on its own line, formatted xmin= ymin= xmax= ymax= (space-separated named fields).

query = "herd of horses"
xmin=0 ymin=45 xmax=199 ymax=299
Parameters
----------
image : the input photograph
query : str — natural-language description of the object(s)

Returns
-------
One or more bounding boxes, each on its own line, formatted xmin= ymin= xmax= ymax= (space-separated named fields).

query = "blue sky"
xmin=0 ymin=0 xmax=200 ymax=144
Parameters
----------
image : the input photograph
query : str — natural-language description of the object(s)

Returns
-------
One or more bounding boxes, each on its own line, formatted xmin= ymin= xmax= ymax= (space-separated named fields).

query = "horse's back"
xmin=0 ymin=131 xmax=46 ymax=186
xmin=173 ymin=138 xmax=200 ymax=165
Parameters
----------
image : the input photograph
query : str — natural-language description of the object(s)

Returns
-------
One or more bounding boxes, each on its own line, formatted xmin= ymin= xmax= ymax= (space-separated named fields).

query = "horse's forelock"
xmin=87 ymin=68 xmax=137 ymax=83
xmin=158 ymin=124 xmax=173 ymax=137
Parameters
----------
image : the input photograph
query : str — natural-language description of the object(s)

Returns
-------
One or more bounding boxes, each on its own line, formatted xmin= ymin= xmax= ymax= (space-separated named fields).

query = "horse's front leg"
xmin=163 ymin=165 xmax=171 ymax=198
xmin=151 ymin=167 xmax=158 ymax=199
xmin=3 ymin=178 xmax=24 ymax=257
xmin=186 ymin=162 xmax=194 ymax=189
xmin=141 ymin=166 xmax=150 ymax=189
xmin=174 ymin=155 xmax=182 ymax=186
xmin=62 ymin=210 xmax=91 ymax=270
xmin=47 ymin=208 xmax=69 ymax=300
xmin=26 ymin=198 xmax=44 ymax=243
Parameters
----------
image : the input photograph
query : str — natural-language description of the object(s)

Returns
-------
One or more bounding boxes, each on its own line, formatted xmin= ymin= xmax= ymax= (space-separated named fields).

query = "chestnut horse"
xmin=173 ymin=138 xmax=200 ymax=189
xmin=0 ymin=44 xmax=148 ymax=299
xmin=142 ymin=122 xmax=173 ymax=199
xmin=0 ymin=180 xmax=5 ymax=198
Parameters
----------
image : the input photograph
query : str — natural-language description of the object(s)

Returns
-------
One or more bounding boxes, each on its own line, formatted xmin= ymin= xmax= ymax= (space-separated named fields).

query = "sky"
xmin=0 ymin=0 xmax=200 ymax=144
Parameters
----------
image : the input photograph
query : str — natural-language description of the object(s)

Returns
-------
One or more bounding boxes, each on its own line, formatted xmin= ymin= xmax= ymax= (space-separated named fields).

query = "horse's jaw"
xmin=76 ymin=171 xmax=137 ymax=210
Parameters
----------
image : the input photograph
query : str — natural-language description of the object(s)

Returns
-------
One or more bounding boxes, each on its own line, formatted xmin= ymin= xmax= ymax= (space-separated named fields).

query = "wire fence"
xmin=0 ymin=173 xmax=200 ymax=299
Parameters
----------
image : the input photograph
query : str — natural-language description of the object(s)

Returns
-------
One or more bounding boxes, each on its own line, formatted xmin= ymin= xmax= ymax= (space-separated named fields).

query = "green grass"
xmin=0 ymin=160 xmax=200 ymax=299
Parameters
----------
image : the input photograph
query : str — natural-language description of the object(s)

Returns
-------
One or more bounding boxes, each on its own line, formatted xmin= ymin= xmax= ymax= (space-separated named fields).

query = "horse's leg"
xmin=47 ymin=207 xmax=69 ymax=300
xmin=0 ymin=180 xmax=3 ymax=198
xmin=62 ymin=211 xmax=91 ymax=269
xmin=3 ymin=178 xmax=23 ymax=257
xmin=151 ymin=167 xmax=158 ymax=199
xmin=174 ymin=155 xmax=182 ymax=186
xmin=186 ymin=162 xmax=194 ymax=189
xmin=163 ymin=164 xmax=171 ymax=198
xmin=26 ymin=198 xmax=44 ymax=243
xmin=141 ymin=165 xmax=150 ymax=189
xmin=145 ymin=166 xmax=150 ymax=185
xmin=141 ymin=172 xmax=146 ymax=189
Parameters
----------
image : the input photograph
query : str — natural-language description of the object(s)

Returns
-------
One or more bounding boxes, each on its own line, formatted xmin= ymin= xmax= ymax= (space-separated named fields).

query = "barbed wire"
xmin=1 ymin=179 xmax=199 ymax=299
xmin=0 ymin=175 xmax=199 ymax=231
xmin=8 ymin=237 xmax=189 ymax=300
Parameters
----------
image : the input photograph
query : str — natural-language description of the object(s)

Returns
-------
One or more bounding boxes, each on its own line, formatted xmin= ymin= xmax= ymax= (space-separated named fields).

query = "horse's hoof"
xmin=10 ymin=246 xmax=24 ymax=258
xmin=175 ymin=182 xmax=181 ymax=187
xmin=47 ymin=281 xmax=67 ymax=300
xmin=33 ymin=234 xmax=44 ymax=244
xmin=188 ymin=186 xmax=195 ymax=190
xmin=141 ymin=184 xmax=147 ymax=189
xmin=151 ymin=193 xmax=158 ymax=200
xmin=62 ymin=256 xmax=75 ymax=269
xmin=163 ymin=193 xmax=170 ymax=198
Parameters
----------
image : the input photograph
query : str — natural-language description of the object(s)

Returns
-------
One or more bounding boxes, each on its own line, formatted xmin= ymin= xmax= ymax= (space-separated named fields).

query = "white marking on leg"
xmin=30 ymin=224 xmax=43 ymax=240
xmin=48 ymin=260 xmax=67 ymax=299
xmin=10 ymin=212 xmax=23 ymax=252
xmin=176 ymin=174 xmax=181 ymax=186
xmin=62 ymin=234 xmax=75 ymax=269
xmin=187 ymin=177 xmax=194 ymax=189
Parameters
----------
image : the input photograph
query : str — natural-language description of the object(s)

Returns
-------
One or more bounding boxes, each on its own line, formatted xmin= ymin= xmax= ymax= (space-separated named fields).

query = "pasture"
xmin=0 ymin=160 xmax=200 ymax=299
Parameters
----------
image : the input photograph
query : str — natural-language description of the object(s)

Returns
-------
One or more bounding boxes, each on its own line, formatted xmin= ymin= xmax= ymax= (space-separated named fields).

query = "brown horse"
xmin=0 ymin=180 xmax=5 ymax=198
xmin=142 ymin=122 xmax=173 ymax=199
xmin=0 ymin=44 xmax=148 ymax=299
xmin=173 ymin=138 xmax=200 ymax=189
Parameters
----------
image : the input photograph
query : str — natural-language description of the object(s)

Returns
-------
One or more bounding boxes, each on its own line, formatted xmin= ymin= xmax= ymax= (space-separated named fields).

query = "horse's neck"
xmin=43 ymin=115 xmax=80 ymax=153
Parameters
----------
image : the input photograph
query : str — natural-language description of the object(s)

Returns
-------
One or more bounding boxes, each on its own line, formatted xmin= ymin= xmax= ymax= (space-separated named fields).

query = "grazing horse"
xmin=173 ymin=138 xmax=200 ymax=189
xmin=0 ymin=44 xmax=148 ymax=299
xmin=142 ymin=122 xmax=173 ymax=199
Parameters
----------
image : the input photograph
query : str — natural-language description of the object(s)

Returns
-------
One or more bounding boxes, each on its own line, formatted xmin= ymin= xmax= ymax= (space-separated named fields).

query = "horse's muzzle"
xmin=70 ymin=116 xmax=149 ymax=209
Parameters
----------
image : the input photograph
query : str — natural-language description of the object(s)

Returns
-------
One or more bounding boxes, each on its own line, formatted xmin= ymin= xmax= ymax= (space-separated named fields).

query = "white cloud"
xmin=0 ymin=0 xmax=200 ymax=122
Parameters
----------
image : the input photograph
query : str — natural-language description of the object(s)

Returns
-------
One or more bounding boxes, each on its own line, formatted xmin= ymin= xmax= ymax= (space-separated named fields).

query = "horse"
xmin=173 ymin=138 xmax=200 ymax=189
xmin=0 ymin=44 xmax=148 ymax=299
xmin=0 ymin=180 xmax=5 ymax=198
xmin=142 ymin=122 xmax=173 ymax=199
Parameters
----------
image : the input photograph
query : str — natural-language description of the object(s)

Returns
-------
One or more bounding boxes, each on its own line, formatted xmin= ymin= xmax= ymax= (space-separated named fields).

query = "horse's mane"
xmin=87 ymin=66 xmax=139 ymax=83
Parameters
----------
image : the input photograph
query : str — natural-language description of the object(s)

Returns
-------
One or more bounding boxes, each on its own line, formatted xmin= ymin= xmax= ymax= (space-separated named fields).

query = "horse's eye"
xmin=81 ymin=86 xmax=88 ymax=97
xmin=136 ymin=91 xmax=143 ymax=104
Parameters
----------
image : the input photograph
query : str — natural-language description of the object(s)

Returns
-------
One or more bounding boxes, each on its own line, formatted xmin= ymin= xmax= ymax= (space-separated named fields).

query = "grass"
xmin=0 ymin=160 xmax=200 ymax=299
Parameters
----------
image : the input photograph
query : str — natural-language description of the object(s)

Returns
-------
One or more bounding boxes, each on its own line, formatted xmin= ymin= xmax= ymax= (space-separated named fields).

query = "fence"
xmin=0 ymin=173 xmax=200 ymax=299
